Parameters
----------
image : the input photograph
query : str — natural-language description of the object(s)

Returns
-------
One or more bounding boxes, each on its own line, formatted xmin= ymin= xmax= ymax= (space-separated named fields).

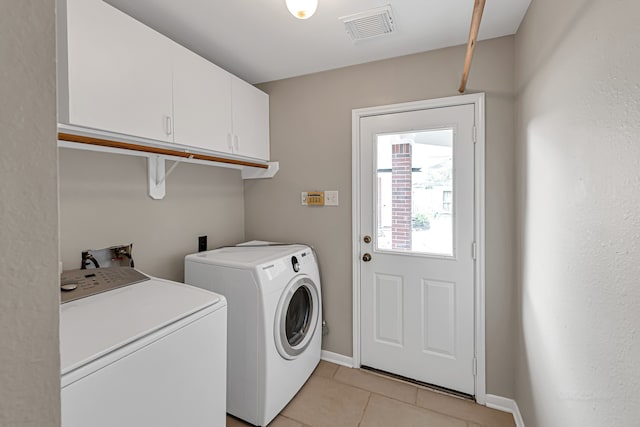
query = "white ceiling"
xmin=105 ymin=0 xmax=531 ymax=84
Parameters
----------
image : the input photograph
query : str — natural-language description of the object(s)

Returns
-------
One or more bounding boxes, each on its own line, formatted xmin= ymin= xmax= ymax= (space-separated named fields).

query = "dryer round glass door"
xmin=274 ymin=276 xmax=320 ymax=359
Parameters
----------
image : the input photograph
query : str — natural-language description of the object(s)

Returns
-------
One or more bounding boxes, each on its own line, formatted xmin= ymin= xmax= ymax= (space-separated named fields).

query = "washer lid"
xmin=185 ymin=243 xmax=310 ymax=269
xmin=60 ymin=277 xmax=224 ymax=375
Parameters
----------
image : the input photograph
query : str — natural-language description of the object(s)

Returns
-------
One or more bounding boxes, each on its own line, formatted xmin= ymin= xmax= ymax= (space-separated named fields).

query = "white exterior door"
xmin=358 ymin=103 xmax=477 ymax=395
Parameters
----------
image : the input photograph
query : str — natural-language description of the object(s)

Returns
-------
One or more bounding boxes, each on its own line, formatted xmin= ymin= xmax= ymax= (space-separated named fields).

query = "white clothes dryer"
xmin=185 ymin=243 xmax=322 ymax=426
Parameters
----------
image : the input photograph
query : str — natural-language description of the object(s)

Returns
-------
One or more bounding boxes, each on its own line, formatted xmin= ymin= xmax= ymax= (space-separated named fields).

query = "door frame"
xmin=351 ymin=93 xmax=486 ymax=403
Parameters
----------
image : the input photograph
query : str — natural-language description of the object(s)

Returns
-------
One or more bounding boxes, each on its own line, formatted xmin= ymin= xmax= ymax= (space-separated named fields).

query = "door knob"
xmin=363 ymin=235 xmax=372 ymax=244
xmin=362 ymin=253 xmax=372 ymax=262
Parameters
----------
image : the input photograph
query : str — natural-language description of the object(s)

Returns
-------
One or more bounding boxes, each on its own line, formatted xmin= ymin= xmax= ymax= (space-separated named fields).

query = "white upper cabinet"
xmin=58 ymin=0 xmax=270 ymax=162
xmin=231 ymin=76 xmax=270 ymax=161
xmin=59 ymin=0 xmax=174 ymax=142
xmin=173 ymin=50 xmax=270 ymax=159
xmin=172 ymin=46 xmax=232 ymax=153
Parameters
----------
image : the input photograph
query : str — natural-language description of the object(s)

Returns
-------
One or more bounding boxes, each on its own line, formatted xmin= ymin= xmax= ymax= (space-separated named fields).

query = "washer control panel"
xmin=60 ymin=267 xmax=149 ymax=304
xmin=291 ymin=256 xmax=300 ymax=272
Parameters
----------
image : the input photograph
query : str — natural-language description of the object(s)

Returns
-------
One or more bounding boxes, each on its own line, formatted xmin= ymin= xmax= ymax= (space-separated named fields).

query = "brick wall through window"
xmin=391 ymin=143 xmax=412 ymax=250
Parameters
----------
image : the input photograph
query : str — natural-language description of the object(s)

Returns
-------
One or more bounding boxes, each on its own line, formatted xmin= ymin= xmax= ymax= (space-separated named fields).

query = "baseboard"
xmin=485 ymin=394 xmax=525 ymax=427
xmin=320 ymin=350 xmax=353 ymax=368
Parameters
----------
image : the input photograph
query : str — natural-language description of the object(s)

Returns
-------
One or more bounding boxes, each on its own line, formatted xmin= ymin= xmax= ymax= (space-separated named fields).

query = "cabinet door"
xmin=231 ymin=76 xmax=270 ymax=161
xmin=172 ymin=46 xmax=232 ymax=153
xmin=64 ymin=0 xmax=173 ymax=142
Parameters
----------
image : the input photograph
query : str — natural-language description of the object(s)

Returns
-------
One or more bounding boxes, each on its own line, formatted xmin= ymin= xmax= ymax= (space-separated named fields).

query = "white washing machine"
xmin=185 ymin=243 xmax=322 ymax=426
xmin=59 ymin=268 xmax=227 ymax=427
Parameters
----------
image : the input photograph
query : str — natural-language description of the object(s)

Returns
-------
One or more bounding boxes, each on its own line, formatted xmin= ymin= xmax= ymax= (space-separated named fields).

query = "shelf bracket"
xmin=241 ymin=161 xmax=280 ymax=179
xmin=148 ymin=155 xmax=193 ymax=199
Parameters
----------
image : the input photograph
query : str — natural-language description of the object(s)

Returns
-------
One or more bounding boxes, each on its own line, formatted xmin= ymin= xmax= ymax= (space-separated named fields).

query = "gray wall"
xmin=0 ymin=1 xmax=61 ymax=425
xmin=59 ymin=149 xmax=245 ymax=281
xmin=515 ymin=0 xmax=640 ymax=425
xmin=248 ymin=36 xmax=517 ymax=397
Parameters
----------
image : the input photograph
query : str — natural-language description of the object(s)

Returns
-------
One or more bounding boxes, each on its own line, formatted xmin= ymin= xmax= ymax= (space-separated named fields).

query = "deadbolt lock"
xmin=363 ymin=235 xmax=372 ymax=244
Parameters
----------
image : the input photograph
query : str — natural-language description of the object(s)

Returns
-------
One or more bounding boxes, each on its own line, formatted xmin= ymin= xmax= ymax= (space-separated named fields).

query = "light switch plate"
xmin=301 ymin=192 xmax=308 ymax=205
xmin=325 ymin=190 xmax=339 ymax=206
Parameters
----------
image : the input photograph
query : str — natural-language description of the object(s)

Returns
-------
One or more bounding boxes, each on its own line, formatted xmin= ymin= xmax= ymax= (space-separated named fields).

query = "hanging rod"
xmin=459 ymin=0 xmax=486 ymax=94
xmin=58 ymin=132 xmax=269 ymax=169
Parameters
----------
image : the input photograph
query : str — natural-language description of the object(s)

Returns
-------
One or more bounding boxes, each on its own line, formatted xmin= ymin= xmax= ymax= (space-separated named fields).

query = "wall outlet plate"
xmin=325 ymin=190 xmax=339 ymax=206
xmin=198 ymin=235 xmax=207 ymax=252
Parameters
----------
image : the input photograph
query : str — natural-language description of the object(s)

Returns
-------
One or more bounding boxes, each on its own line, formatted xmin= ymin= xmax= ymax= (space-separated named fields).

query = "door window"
xmin=375 ymin=129 xmax=454 ymax=256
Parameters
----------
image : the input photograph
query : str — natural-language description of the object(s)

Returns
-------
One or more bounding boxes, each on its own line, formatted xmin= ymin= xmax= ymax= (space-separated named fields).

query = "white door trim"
xmin=351 ymin=93 xmax=486 ymax=403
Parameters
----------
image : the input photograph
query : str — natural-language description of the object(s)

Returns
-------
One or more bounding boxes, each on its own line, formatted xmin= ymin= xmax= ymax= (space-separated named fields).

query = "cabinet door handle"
xmin=233 ymin=135 xmax=239 ymax=151
xmin=165 ymin=116 xmax=172 ymax=136
xmin=227 ymin=133 xmax=233 ymax=150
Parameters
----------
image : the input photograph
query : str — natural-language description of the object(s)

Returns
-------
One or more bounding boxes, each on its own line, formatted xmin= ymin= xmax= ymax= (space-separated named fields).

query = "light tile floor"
xmin=227 ymin=361 xmax=516 ymax=427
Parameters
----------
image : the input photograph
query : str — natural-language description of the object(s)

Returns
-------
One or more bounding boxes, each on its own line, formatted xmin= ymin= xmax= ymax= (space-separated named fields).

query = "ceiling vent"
xmin=340 ymin=5 xmax=395 ymax=42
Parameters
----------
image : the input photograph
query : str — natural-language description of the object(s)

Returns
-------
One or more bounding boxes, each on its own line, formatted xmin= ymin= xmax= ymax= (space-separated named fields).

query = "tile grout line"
xmin=329 ymin=365 xmax=338 ymax=379
xmin=330 ymin=377 xmax=416 ymax=406
xmin=310 ymin=365 xmax=511 ymax=427
xmin=357 ymin=390 xmax=480 ymax=427
xmin=361 ymin=366 xmax=474 ymax=401
xmin=334 ymin=366 xmax=503 ymax=426
xmin=414 ymin=404 xmax=492 ymax=427
xmin=278 ymin=414 xmax=303 ymax=426
xmin=356 ymin=391 xmax=373 ymax=427
xmin=337 ymin=365 xmax=471 ymax=406
xmin=410 ymin=397 xmax=484 ymax=427
xmin=346 ymin=386 xmax=482 ymax=427
xmin=329 ymin=368 xmax=419 ymax=406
